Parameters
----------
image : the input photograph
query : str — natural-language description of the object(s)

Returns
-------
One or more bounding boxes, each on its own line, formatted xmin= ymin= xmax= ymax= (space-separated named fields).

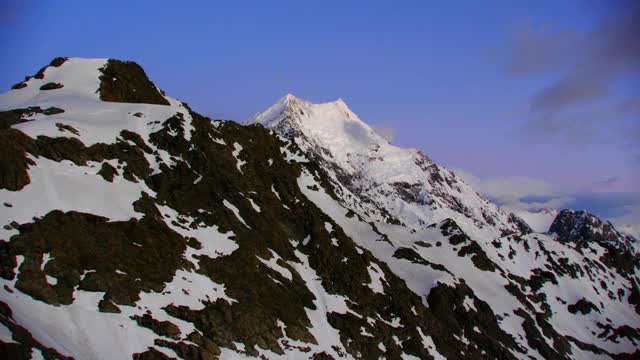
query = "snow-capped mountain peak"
xmin=248 ymin=95 xmax=523 ymax=237
xmin=3 ymin=57 xmax=109 ymax=104
xmin=1 ymin=57 xmax=194 ymax=146
xmin=247 ymin=93 xmax=389 ymax=150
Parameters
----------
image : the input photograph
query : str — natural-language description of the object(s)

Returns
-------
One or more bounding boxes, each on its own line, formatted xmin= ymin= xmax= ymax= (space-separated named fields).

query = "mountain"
xmin=550 ymin=209 xmax=638 ymax=254
xmin=0 ymin=58 xmax=638 ymax=360
xmin=245 ymin=94 xmax=525 ymax=239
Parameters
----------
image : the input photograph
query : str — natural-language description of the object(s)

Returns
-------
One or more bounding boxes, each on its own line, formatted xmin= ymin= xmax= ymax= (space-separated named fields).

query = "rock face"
xmin=0 ymin=58 xmax=639 ymax=360
xmin=98 ymin=59 xmax=170 ymax=105
xmin=550 ymin=209 xmax=637 ymax=253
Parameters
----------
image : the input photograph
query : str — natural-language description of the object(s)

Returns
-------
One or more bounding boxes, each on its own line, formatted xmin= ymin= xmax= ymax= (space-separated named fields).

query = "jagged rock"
xmin=550 ymin=209 xmax=636 ymax=253
xmin=568 ymin=298 xmax=600 ymax=315
xmin=98 ymin=59 xmax=170 ymax=105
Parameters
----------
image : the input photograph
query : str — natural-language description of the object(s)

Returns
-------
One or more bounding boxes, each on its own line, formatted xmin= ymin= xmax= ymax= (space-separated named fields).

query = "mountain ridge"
xmin=0 ymin=58 xmax=638 ymax=360
xmin=249 ymin=93 xmax=638 ymax=249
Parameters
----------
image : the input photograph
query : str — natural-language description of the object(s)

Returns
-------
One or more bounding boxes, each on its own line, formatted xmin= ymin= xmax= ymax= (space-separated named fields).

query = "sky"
xmin=0 ymin=0 xmax=638 ymax=234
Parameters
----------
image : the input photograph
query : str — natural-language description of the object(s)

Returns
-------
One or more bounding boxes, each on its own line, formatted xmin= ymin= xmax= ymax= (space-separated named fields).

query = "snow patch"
xmin=223 ymin=199 xmax=249 ymax=228
xmin=232 ymin=142 xmax=246 ymax=173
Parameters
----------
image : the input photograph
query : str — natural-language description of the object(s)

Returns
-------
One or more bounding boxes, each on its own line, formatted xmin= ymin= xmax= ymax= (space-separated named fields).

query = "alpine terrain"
xmin=0 ymin=58 xmax=638 ymax=360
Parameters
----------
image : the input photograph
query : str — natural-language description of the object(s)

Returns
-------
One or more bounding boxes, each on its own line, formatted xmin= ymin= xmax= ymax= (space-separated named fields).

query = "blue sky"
xmin=0 ymin=0 xmax=638 ymax=232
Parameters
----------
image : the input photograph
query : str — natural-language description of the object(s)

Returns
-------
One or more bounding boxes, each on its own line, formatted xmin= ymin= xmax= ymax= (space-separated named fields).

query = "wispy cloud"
xmin=507 ymin=2 xmax=639 ymax=112
xmin=454 ymin=168 xmax=570 ymax=212
xmin=611 ymin=205 xmax=640 ymax=239
xmin=455 ymin=168 xmax=640 ymax=237
xmin=504 ymin=1 xmax=640 ymax=160
xmin=584 ymin=176 xmax=624 ymax=192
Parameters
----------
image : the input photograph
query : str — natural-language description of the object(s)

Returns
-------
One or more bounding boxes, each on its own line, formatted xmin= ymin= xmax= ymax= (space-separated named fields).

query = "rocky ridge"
xmin=0 ymin=58 xmax=638 ymax=359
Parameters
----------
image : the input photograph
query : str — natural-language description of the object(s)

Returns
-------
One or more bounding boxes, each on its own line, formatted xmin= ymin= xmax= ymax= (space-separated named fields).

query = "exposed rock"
xmin=568 ymin=298 xmax=600 ymax=315
xmin=98 ymin=59 xmax=170 ymax=105
xmin=39 ymin=82 xmax=64 ymax=90
xmin=550 ymin=209 xmax=636 ymax=253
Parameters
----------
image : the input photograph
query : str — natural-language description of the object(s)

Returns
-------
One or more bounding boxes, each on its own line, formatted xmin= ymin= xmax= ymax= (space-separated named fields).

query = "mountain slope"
xmin=0 ymin=59 xmax=638 ymax=360
xmin=247 ymin=94 xmax=640 ymax=358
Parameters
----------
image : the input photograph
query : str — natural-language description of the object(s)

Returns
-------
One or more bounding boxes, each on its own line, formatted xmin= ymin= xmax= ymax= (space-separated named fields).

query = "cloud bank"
xmin=455 ymin=168 xmax=640 ymax=238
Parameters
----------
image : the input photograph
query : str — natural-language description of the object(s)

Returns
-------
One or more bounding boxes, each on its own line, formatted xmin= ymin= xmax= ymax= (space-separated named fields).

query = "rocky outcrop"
xmin=550 ymin=209 xmax=637 ymax=254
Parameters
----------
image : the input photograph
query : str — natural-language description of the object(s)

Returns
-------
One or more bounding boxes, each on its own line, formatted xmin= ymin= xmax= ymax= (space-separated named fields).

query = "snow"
xmin=157 ymin=204 xmax=239 ymax=264
xmin=179 ymin=110 xmax=195 ymax=142
xmin=360 ymin=327 xmax=374 ymax=337
xmin=79 ymin=270 xmax=96 ymax=281
xmin=295 ymin=164 xmax=629 ymax=358
xmin=366 ymin=262 xmax=386 ymax=294
xmin=5 ymin=87 xmax=190 ymax=149
xmin=223 ymin=199 xmax=249 ymax=228
xmin=41 ymin=253 xmax=53 ymax=269
xmin=209 ymin=134 xmax=226 ymax=145
xmin=570 ymin=346 xmax=613 ymax=360
xmin=46 ymin=275 xmax=58 ymax=286
xmin=376 ymin=315 xmax=402 ymax=329
xmin=0 ymin=58 xmax=209 ymax=253
xmin=0 ymin=266 xmax=180 ymax=359
xmin=270 ymin=185 xmax=281 ymax=200
xmin=514 ymin=208 xmax=558 ymax=233
xmin=232 ymin=142 xmax=246 ymax=173
xmin=0 ymin=58 xmax=107 ymax=106
xmin=0 ymin=158 xmax=151 ymax=241
xmin=42 ymin=252 xmax=57 ymax=285
xmin=0 ymin=57 xmax=195 ymax=185
xmin=137 ymin=268 xmax=236 ymax=311
xmin=2 ymin=189 xmax=241 ymax=358
xmin=288 ymin=249 xmax=355 ymax=359
xmin=0 ymin=240 xmax=235 ymax=360
xmin=245 ymin=196 xmax=261 ymax=213
xmin=233 ymin=341 xmax=246 ymax=352
xmin=0 ymin=322 xmax=16 ymax=343
xmin=281 ymin=145 xmax=309 ymax=163
xmin=416 ymin=327 xmax=446 ymax=360
xmin=296 ymin=169 xmax=456 ymax=297
xmin=401 ymin=354 xmax=421 ymax=360
xmin=30 ymin=348 xmax=45 ymax=360
xmin=462 ymin=296 xmax=476 ymax=312
xmin=258 ymin=250 xmax=293 ymax=281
